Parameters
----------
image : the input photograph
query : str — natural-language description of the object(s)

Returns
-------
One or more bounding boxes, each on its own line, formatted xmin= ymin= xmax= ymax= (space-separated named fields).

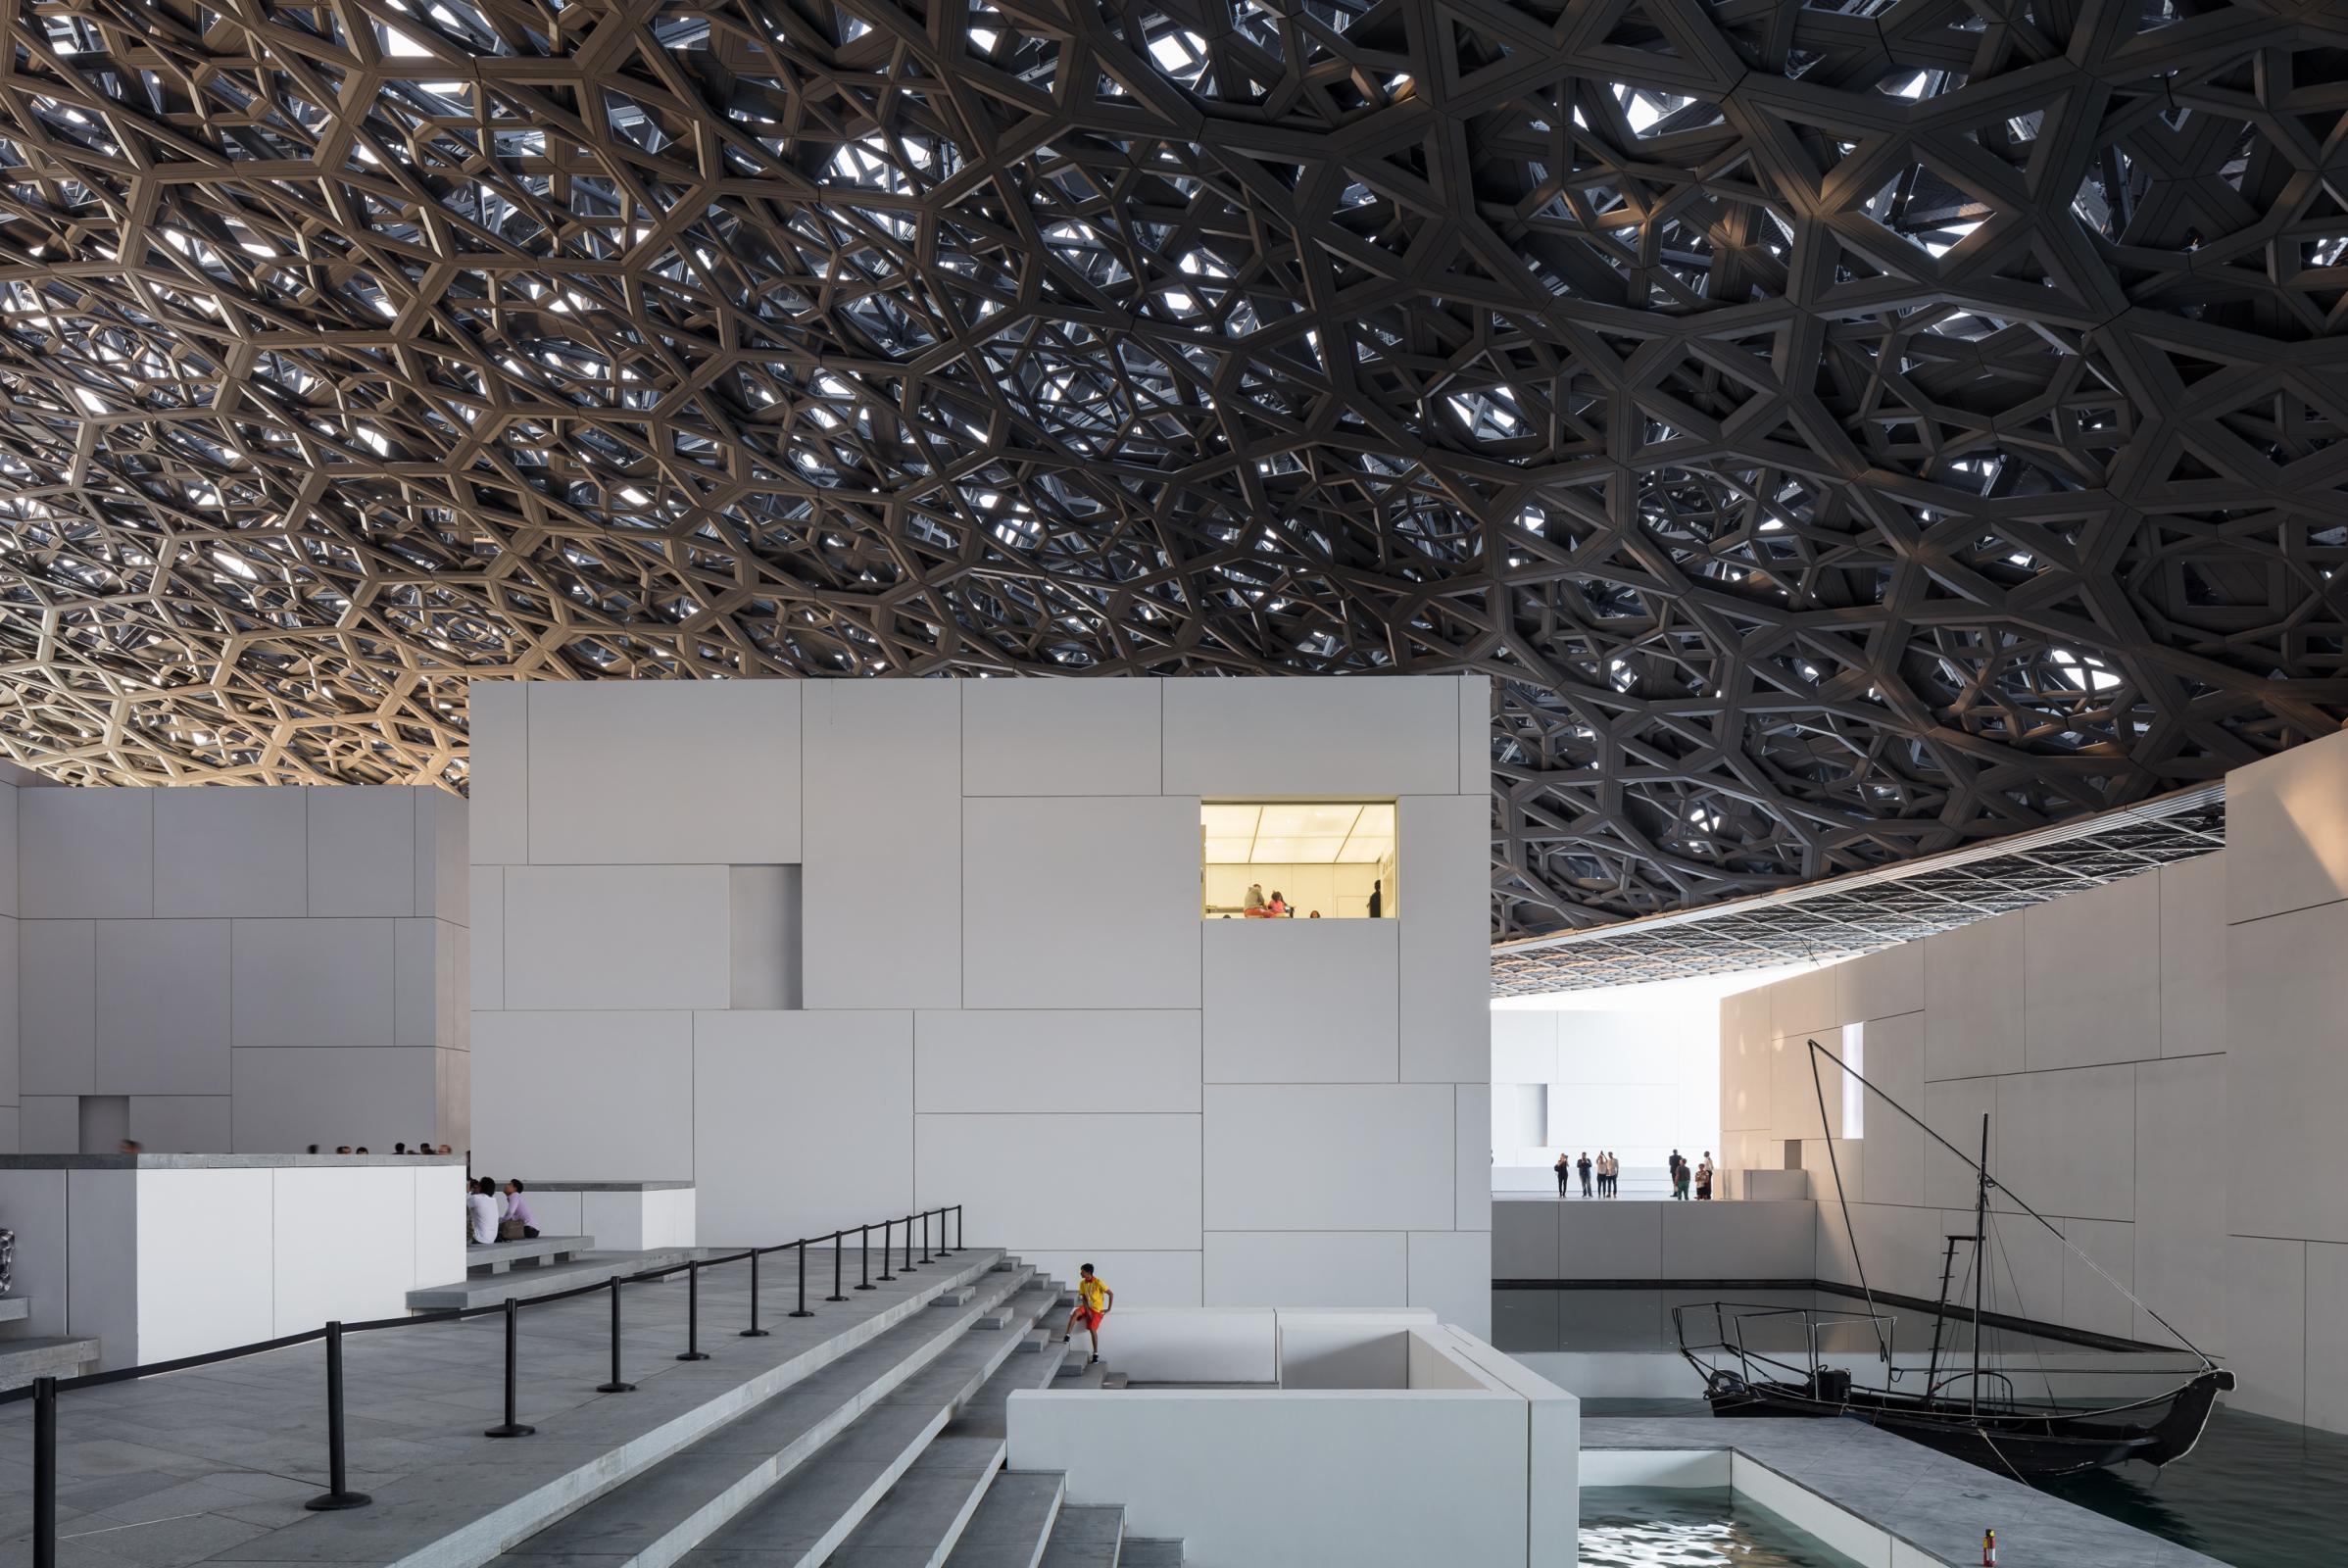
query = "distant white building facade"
xmin=468 ymin=675 xmax=1493 ymax=1331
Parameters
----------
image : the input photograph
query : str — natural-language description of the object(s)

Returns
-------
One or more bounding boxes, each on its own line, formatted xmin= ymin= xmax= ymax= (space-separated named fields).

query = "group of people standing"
xmin=1668 ymin=1150 xmax=1714 ymax=1200
xmin=1555 ymin=1150 xmax=1621 ymax=1197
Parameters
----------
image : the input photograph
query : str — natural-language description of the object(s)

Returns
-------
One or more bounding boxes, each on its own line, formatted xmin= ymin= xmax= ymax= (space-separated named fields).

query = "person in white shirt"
xmin=466 ymin=1178 xmax=499 ymax=1245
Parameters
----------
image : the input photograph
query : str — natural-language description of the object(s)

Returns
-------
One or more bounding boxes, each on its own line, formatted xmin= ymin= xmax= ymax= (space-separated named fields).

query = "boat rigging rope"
xmin=1806 ymin=1043 xmax=1889 ymax=1370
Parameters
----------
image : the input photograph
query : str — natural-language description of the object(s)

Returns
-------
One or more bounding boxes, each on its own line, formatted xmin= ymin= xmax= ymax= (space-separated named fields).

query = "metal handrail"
xmin=11 ymin=1201 xmax=964 ymax=1568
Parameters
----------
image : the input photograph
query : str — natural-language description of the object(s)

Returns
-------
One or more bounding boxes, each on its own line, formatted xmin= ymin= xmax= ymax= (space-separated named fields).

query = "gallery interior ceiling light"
xmin=0 ymin=0 xmax=2340 ymax=940
xmin=1201 ymin=803 xmax=1394 ymax=865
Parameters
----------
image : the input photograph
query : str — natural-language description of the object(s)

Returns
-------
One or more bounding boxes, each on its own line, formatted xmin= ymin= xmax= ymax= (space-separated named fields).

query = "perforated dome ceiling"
xmin=0 ymin=0 xmax=2341 ymax=936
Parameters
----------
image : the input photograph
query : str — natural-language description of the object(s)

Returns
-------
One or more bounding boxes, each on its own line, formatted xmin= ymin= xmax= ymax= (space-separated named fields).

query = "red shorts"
xmin=1072 ymin=1304 xmax=1105 ymax=1332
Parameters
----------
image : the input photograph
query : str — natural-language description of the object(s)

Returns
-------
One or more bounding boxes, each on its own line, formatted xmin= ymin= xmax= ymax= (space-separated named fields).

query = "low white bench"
xmin=465 ymin=1235 xmax=593 ymax=1275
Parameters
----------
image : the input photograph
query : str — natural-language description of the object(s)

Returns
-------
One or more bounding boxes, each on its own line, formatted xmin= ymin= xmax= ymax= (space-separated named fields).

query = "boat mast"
xmin=1971 ymin=1113 xmax=1988 ymax=1416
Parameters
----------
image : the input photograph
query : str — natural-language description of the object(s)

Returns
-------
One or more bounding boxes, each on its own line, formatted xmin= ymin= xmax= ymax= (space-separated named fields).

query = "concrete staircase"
xmin=481 ymin=1257 xmax=1185 ymax=1568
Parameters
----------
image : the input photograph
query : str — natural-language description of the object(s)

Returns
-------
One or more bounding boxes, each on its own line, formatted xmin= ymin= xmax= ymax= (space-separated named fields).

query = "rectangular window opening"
xmin=1200 ymin=800 xmax=1395 ymax=920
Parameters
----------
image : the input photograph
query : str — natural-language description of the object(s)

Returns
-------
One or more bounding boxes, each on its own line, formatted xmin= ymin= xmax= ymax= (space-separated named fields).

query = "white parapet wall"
xmin=521 ymin=1181 xmax=697 ymax=1250
xmin=1008 ymin=1308 xmax=1575 ymax=1567
xmin=0 ymin=1153 xmax=466 ymax=1368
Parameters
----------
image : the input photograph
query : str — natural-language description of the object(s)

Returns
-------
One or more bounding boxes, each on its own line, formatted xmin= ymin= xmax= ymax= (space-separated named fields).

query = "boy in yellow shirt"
xmin=1059 ymin=1263 xmax=1113 ymax=1365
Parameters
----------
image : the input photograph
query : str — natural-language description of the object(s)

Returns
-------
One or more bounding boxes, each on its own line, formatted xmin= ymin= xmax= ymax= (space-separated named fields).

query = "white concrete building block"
xmin=2226 ymin=895 xmax=2348 ymax=1245
xmin=1659 ymin=1201 xmax=1816 ymax=1279
xmin=1455 ymin=1083 xmax=1491 ymax=1230
xmin=1555 ymin=1202 xmax=1663 ymax=1279
xmin=465 ymin=680 xmax=529 ymax=864
xmin=230 ymin=916 xmax=396 ymax=1049
xmin=1768 ymin=1034 xmax=1830 ymax=1143
xmin=21 ymin=788 xmax=152 ymax=918
xmin=802 ymin=679 xmax=960 ymax=1008
xmin=961 ymin=677 xmax=1161 ymax=795
xmin=1407 ymin=1229 xmax=1492 ymax=1336
xmin=1923 ymin=1077 xmax=1996 ymax=1210
xmin=471 ymin=866 xmax=504 ymax=1010
xmin=1855 ymin=1011 xmax=1927 ymax=1208
xmin=693 ymin=1010 xmax=913 ymax=1244
xmin=1203 ymin=1231 xmax=1408 ymax=1307
xmin=20 ymin=1097 xmax=75 ymax=1154
xmin=526 ymin=679 xmax=802 ymax=864
xmin=1020 ymin=1251 xmax=1204 ymax=1308
xmin=2133 ymin=1053 xmax=2226 ymax=1352
xmin=127 ymin=1096 xmax=231 ymax=1152
xmin=134 ymin=1167 xmax=274 ymax=1363
xmin=1492 ymin=1200 xmax=1561 ymax=1278
xmin=1491 ymin=1009 xmax=1557 ymax=1086
xmin=2224 ymin=725 xmax=2348 ymax=924
xmin=471 ymin=1010 xmax=692 ymax=1180
xmin=1768 ymin=963 xmax=1845 ymax=1041
xmin=20 ymin=918 xmax=94 ymax=1095
xmin=1205 ymin=1084 xmax=1452 ymax=1231
xmin=1840 ymin=941 xmax=1923 ymax=1023
xmin=2224 ymin=1235 xmax=2306 ymax=1423
xmin=306 ymin=786 xmax=416 ymax=917
xmin=1203 ymin=919 xmax=1396 ymax=1082
xmin=1719 ymin=990 xmax=1772 ymax=1133
xmin=964 ymin=796 xmax=1198 ymax=1008
xmin=270 ymin=1164 xmax=425 ymax=1333
xmin=437 ymin=1046 xmax=470 ymax=1152
xmin=1397 ymin=793 xmax=1490 ymax=1084
xmin=1160 ymin=676 xmax=1463 ymax=797
xmin=415 ymin=789 xmax=468 ymax=925
xmin=1923 ymin=908 xmax=2026 ymax=1080
xmin=2024 ymin=876 xmax=2161 ymax=1071
xmin=97 ymin=919 xmax=231 ymax=1094
xmin=154 ymin=788 xmax=309 ymax=918
xmin=502 ymin=864 xmax=730 ymax=1010
xmin=2154 ymin=854 xmax=2227 ymax=1064
xmin=393 ymin=917 xmax=464 ymax=1049
xmin=915 ymin=1111 xmax=1201 ymax=1251
xmin=2058 ymin=1216 xmax=2135 ymax=1341
xmin=230 ymin=1047 xmax=442 ymax=1152
xmin=914 ymin=1009 xmax=1199 ymax=1113
xmin=0 ymin=778 xmax=16 ymax=919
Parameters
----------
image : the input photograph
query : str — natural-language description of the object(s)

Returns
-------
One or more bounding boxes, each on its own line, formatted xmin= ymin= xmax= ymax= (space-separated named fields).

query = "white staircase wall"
xmin=467 ymin=675 xmax=1493 ymax=1332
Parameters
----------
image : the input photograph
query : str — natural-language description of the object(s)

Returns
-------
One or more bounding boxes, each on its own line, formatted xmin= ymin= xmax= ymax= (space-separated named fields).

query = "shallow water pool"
xmin=1577 ymin=1488 xmax=1863 ymax=1567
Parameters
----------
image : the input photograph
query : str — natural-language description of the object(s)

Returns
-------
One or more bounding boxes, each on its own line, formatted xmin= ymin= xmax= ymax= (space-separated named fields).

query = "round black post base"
xmin=304 ymin=1491 xmax=372 ymax=1512
xmin=787 ymin=1308 xmax=815 ymax=1319
xmin=739 ymin=1327 xmax=770 ymax=1338
xmin=484 ymin=1422 xmax=537 ymax=1439
xmin=675 ymin=1350 xmax=711 ymax=1362
xmin=597 ymin=1380 xmax=637 ymax=1393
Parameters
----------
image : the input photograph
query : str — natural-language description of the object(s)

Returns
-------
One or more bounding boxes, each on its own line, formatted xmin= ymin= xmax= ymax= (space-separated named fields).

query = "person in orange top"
xmin=1059 ymin=1263 xmax=1113 ymax=1365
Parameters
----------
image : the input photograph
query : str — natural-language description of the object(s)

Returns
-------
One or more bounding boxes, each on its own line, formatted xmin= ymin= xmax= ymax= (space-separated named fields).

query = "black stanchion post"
xmin=33 ymin=1375 xmax=57 ymax=1568
xmin=877 ymin=1218 xmax=896 ymax=1283
xmin=485 ymin=1298 xmax=536 ymax=1437
xmin=856 ymin=1223 xmax=875 ymax=1291
xmin=828 ymin=1230 xmax=848 ymax=1302
xmin=790 ymin=1240 xmax=814 ymax=1317
xmin=918 ymin=1209 xmax=932 ymax=1264
xmin=678 ymin=1260 xmax=711 ymax=1360
xmin=305 ymin=1322 xmax=371 ymax=1509
xmin=936 ymin=1206 xmax=953 ymax=1257
xmin=741 ymin=1248 xmax=770 ymax=1338
xmin=955 ymin=1205 xmax=963 ymax=1252
xmin=902 ymin=1214 xmax=915 ymax=1272
xmin=599 ymin=1277 xmax=636 ymax=1392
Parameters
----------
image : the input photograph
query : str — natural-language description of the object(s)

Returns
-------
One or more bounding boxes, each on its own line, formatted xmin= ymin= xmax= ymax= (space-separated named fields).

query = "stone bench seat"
xmin=0 ymin=1335 xmax=100 ymax=1392
xmin=465 ymin=1234 xmax=594 ymax=1275
xmin=411 ymin=1247 xmax=698 ymax=1310
xmin=0 ymin=1295 xmax=29 ymax=1325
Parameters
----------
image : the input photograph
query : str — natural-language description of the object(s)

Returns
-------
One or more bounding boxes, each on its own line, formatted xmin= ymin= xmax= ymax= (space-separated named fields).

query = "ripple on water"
xmin=2038 ymin=1406 xmax=2348 ymax=1568
xmin=1577 ymin=1489 xmax=1864 ymax=1568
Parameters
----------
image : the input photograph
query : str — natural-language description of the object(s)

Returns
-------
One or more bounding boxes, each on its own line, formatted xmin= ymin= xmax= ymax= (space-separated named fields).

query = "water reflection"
xmin=1578 ymin=1488 xmax=1862 ymax=1567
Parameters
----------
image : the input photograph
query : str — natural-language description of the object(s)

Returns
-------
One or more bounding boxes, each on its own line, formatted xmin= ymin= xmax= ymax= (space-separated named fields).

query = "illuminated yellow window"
xmin=1200 ymin=801 xmax=1395 ymax=920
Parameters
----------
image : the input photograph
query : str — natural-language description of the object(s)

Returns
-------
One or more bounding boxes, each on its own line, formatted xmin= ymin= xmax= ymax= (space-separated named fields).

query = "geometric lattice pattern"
xmin=0 ymin=2 xmax=2341 ymax=939
xmin=1492 ymin=784 xmax=2226 ymax=993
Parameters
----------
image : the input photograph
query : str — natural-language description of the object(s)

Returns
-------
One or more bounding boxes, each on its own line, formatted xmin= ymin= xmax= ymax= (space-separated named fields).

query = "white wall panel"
xmin=231 ymin=916 xmax=395 ymax=1049
xmin=2133 ymin=1053 xmax=2226 ymax=1351
xmin=1018 ymin=1251 xmax=1203 ymax=1309
xmin=915 ymin=1111 xmax=1200 ymax=1250
xmin=2058 ymin=1217 xmax=2135 ymax=1341
xmin=503 ymin=864 xmax=730 ymax=1011
xmin=2024 ymin=876 xmax=2160 ymax=1071
xmin=1841 ymin=943 xmax=1923 ymax=1023
xmin=1767 ymin=1035 xmax=1830 ymax=1142
xmin=465 ymin=680 xmax=529 ymax=864
xmin=693 ymin=1010 xmax=913 ymax=1244
xmin=2223 ymin=1236 xmax=2306 ymax=1424
xmin=127 ymin=1096 xmax=230 ymax=1152
xmin=153 ymin=788 xmax=308 ymax=918
xmin=2224 ymin=725 xmax=2348 ymax=924
xmin=1204 ymin=1083 xmax=1451 ymax=1231
xmin=1203 ymin=1231 xmax=1407 ymax=1307
xmin=1993 ymin=1064 xmax=2134 ymax=1222
xmin=230 ymin=1046 xmax=441 ymax=1152
xmin=20 ymin=1096 xmax=74 ymax=1154
xmin=21 ymin=918 xmax=94 ymax=1095
xmin=2226 ymin=896 xmax=2348 ymax=1245
xmin=306 ymin=787 xmax=416 ymax=917
xmin=2158 ymin=853 xmax=2226 ymax=1056
xmin=1161 ymin=676 xmax=1463 ymax=797
xmin=1923 ymin=1077 xmax=1996 ymax=1210
xmin=390 ymin=917 xmax=465 ymax=1050
xmin=1856 ymin=1012 xmax=1927 ymax=1208
xmin=1659 ymin=1201 xmax=1815 ymax=1280
xmin=416 ymin=789 xmax=468 ymax=925
xmin=728 ymin=864 xmax=800 ymax=1010
xmin=1406 ymin=1229 xmax=1492 ymax=1336
xmin=1396 ymin=794 xmax=1488 ymax=1083
xmin=272 ymin=1166 xmax=422 ymax=1333
xmin=1458 ymin=674 xmax=1491 ymax=794
xmin=1203 ymin=919 xmax=1395 ymax=1082
xmin=526 ymin=679 xmax=802 ymax=864
xmin=914 ymin=1009 xmax=1198 ymax=1113
xmin=2307 ymin=1243 xmax=2348 ymax=1434
xmin=964 ymin=796 xmax=1198 ymax=1008
xmin=1924 ymin=909 xmax=2026 ymax=1080
xmin=471 ymin=1011 xmax=694 ymax=1181
xmin=97 ymin=919 xmax=230 ymax=1094
xmin=436 ymin=1046 xmax=470 ymax=1152
xmin=1768 ymin=963 xmax=1844 ymax=1041
xmin=67 ymin=1169 xmax=138 ymax=1362
xmin=1492 ymin=1200 xmax=1561 ymax=1278
xmin=21 ymin=788 xmax=152 ymax=918
xmin=1455 ymin=1083 xmax=1490 ymax=1231
xmin=0 ymin=780 xmax=16 ymax=919
xmin=1719 ymin=991 xmax=1772 ymax=1133
xmin=803 ymin=680 xmax=960 ymax=1009
xmin=961 ymin=678 xmax=1161 ymax=795
xmin=133 ymin=1167 xmax=272 ymax=1362
xmin=471 ymin=867 xmax=504 ymax=1010
xmin=1491 ymin=1010 xmax=1557 ymax=1086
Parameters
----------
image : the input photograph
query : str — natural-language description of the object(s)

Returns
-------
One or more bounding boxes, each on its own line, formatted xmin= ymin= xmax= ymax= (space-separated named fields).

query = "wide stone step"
xmin=940 ymin=1472 xmax=1064 ymax=1568
xmin=492 ymin=1268 xmax=1043 ymax=1568
xmin=0 ymin=1336 xmax=100 ymax=1392
xmin=407 ymin=1246 xmax=700 ymax=1309
xmin=670 ymin=1285 xmax=1060 ymax=1567
xmin=1119 ymin=1541 xmax=1184 ymax=1566
xmin=1038 ymin=1503 xmax=1123 ymax=1568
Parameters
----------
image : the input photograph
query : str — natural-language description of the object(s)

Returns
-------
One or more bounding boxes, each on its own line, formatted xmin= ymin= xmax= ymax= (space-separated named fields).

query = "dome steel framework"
xmin=0 ymin=0 xmax=2343 ymax=936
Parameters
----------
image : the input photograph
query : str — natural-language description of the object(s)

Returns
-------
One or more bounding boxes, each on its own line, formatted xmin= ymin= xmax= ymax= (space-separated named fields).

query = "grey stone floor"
xmin=1586 ymin=1416 xmax=2228 ymax=1567
xmin=0 ymin=1246 xmax=1000 ymax=1568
